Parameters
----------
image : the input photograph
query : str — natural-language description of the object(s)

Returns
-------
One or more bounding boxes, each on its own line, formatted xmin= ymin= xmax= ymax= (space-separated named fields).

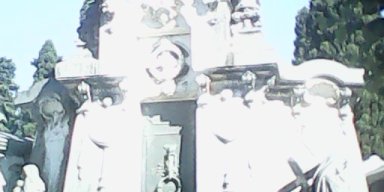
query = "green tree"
xmin=31 ymin=40 xmax=61 ymax=82
xmin=0 ymin=57 xmax=37 ymax=138
xmin=293 ymin=0 xmax=384 ymax=158
xmin=0 ymin=57 xmax=19 ymax=133
xmin=18 ymin=110 xmax=37 ymax=138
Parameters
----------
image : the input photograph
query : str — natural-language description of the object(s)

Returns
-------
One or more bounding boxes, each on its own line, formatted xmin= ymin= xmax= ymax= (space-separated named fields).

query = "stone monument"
xmin=9 ymin=0 xmax=372 ymax=191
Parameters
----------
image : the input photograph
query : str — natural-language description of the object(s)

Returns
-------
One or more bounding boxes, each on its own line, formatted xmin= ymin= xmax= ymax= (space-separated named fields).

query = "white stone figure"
xmin=196 ymin=91 xmax=227 ymax=192
xmin=12 ymin=164 xmax=46 ymax=192
xmin=335 ymin=88 xmax=368 ymax=192
xmin=84 ymin=97 xmax=116 ymax=192
xmin=244 ymin=87 xmax=308 ymax=191
xmin=76 ymin=78 xmax=143 ymax=192
xmin=74 ymin=95 xmax=120 ymax=192
xmin=297 ymin=79 xmax=344 ymax=161
xmin=38 ymin=94 xmax=69 ymax=192
xmin=294 ymin=79 xmax=368 ymax=192
xmin=63 ymin=82 xmax=103 ymax=192
xmin=196 ymin=89 xmax=257 ymax=192
xmin=97 ymin=78 xmax=143 ymax=192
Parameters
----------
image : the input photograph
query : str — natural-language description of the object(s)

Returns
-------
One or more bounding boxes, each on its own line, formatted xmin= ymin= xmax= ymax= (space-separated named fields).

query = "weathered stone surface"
xmin=15 ymin=79 xmax=77 ymax=192
xmin=195 ymin=70 xmax=368 ymax=191
xmin=14 ymin=0 xmax=371 ymax=191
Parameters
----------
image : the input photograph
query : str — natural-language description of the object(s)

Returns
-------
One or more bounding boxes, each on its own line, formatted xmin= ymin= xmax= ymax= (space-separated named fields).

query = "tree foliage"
xmin=0 ymin=57 xmax=18 ymax=133
xmin=0 ymin=57 xmax=37 ymax=138
xmin=31 ymin=40 xmax=61 ymax=82
xmin=293 ymin=0 xmax=384 ymax=158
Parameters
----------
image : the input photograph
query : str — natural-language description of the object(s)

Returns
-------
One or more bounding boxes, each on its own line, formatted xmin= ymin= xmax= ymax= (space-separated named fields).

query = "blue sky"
xmin=0 ymin=0 xmax=309 ymax=91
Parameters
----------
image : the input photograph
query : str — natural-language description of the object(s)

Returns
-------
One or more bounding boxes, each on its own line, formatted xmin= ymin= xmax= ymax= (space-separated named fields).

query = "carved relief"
xmin=156 ymin=144 xmax=181 ymax=192
xmin=143 ymin=115 xmax=182 ymax=192
xmin=146 ymin=39 xmax=188 ymax=96
xmin=38 ymin=94 xmax=69 ymax=192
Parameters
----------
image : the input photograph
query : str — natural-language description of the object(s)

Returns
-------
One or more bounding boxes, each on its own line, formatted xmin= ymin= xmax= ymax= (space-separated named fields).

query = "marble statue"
xmin=196 ymin=75 xmax=368 ymax=191
xmin=12 ymin=164 xmax=45 ymax=192
xmin=39 ymin=0 xmax=374 ymax=190
xmin=244 ymin=87 xmax=309 ymax=191
xmin=66 ymin=78 xmax=144 ymax=192
xmin=196 ymin=89 xmax=256 ymax=192
xmin=292 ymin=78 xmax=368 ymax=191
xmin=72 ymin=84 xmax=109 ymax=192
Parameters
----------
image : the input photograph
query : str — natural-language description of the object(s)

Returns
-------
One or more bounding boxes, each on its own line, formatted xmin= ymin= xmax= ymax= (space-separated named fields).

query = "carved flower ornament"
xmin=147 ymin=39 xmax=186 ymax=84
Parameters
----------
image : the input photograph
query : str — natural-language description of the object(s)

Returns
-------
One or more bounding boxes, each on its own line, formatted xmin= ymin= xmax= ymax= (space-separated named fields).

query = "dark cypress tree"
xmin=31 ymin=40 xmax=61 ymax=82
xmin=0 ymin=57 xmax=18 ymax=133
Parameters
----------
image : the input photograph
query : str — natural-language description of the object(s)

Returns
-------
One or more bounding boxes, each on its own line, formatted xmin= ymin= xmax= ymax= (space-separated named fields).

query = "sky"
xmin=0 ymin=0 xmax=309 ymax=91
